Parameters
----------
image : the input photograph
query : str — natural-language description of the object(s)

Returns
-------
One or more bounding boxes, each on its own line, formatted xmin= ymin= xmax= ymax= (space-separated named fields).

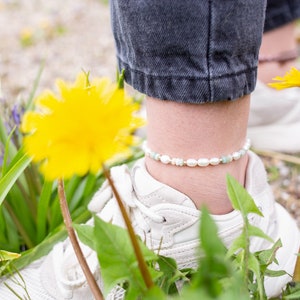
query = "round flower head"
xmin=21 ymin=73 xmax=144 ymax=180
xmin=269 ymin=67 xmax=300 ymax=90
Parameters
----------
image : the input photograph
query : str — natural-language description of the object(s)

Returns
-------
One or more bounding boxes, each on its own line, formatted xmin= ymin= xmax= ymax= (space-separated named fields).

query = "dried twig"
xmin=253 ymin=148 xmax=300 ymax=165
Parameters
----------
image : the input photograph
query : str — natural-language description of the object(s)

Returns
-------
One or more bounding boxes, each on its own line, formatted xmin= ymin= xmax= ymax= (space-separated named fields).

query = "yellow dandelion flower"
xmin=269 ymin=67 xmax=300 ymax=90
xmin=21 ymin=72 xmax=145 ymax=181
xmin=19 ymin=27 xmax=34 ymax=47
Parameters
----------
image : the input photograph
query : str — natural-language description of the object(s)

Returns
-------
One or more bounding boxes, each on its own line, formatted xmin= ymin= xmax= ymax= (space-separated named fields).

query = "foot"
xmin=248 ymin=80 xmax=300 ymax=153
xmin=0 ymin=152 xmax=299 ymax=299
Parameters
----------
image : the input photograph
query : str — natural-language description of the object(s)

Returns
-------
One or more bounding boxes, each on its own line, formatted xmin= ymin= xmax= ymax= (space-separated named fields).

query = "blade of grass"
xmin=82 ymin=173 xmax=99 ymax=199
xmin=0 ymin=118 xmax=17 ymax=161
xmin=4 ymin=186 xmax=37 ymax=246
xmin=3 ymin=146 xmax=28 ymax=190
xmin=36 ymin=181 xmax=53 ymax=243
xmin=0 ymin=153 xmax=31 ymax=206
xmin=10 ymin=209 xmax=91 ymax=271
xmin=68 ymin=178 xmax=88 ymax=211
xmin=3 ymin=201 xmax=34 ymax=249
xmin=25 ymin=63 xmax=44 ymax=111
xmin=1 ymin=126 xmax=16 ymax=176
xmin=0 ymin=208 xmax=20 ymax=252
xmin=48 ymin=194 xmax=62 ymax=231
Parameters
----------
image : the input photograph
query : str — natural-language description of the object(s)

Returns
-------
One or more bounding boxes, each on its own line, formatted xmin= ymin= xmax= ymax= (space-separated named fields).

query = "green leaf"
xmin=2 ymin=146 xmax=28 ymax=190
xmin=226 ymin=233 xmax=246 ymax=258
xmin=83 ymin=173 xmax=99 ymax=199
xmin=68 ymin=178 xmax=87 ymax=211
xmin=156 ymin=255 xmax=184 ymax=294
xmin=264 ymin=268 xmax=287 ymax=277
xmin=0 ymin=118 xmax=17 ymax=162
xmin=226 ymin=174 xmax=263 ymax=217
xmin=174 ymin=287 xmax=211 ymax=300
xmin=117 ymin=69 xmax=125 ymax=89
xmin=248 ymin=224 xmax=273 ymax=243
xmin=1 ymin=126 xmax=17 ymax=176
xmin=284 ymin=289 xmax=300 ymax=299
xmin=143 ymin=286 xmax=166 ymax=300
xmin=36 ymin=181 xmax=54 ymax=243
xmin=5 ymin=187 xmax=36 ymax=248
xmin=191 ymin=207 xmax=234 ymax=297
xmin=73 ymin=223 xmax=95 ymax=250
xmin=248 ymin=253 xmax=264 ymax=298
xmin=282 ymin=282 xmax=300 ymax=299
xmin=257 ymin=239 xmax=282 ymax=267
xmin=200 ymin=206 xmax=226 ymax=256
xmin=0 ymin=250 xmax=20 ymax=261
xmin=64 ymin=176 xmax=82 ymax=207
xmin=25 ymin=62 xmax=44 ymax=111
xmin=0 ymin=153 xmax=31 ymax=206
xmin=93 ymin=216 xmax=159 ymax=298
xmin=0 ymin=208 xmax=20 ymax=252
xmin=9 ymin=210 xmax=91 ymax=272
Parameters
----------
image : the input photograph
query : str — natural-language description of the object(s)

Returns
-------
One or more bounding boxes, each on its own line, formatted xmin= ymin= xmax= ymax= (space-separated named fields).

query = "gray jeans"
xmin=110 ymin=0 xmax=300 ymax=104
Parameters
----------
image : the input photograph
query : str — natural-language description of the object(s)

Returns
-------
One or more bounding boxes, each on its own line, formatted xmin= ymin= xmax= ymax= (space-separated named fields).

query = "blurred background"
xmin=0 ymin=0 xmax=299 ymax=229
xmin=0 ymin=0 xmax=115 ymax=101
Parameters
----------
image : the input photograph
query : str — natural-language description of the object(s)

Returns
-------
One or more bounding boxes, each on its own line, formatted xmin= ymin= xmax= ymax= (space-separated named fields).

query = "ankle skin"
xmin=145 ymin=95 xmax=250 ymax=215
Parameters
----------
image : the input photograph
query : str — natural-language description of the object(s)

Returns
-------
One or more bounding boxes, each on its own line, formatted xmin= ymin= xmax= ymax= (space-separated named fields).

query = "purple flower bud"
xmin=12 ymin=104 xmax=21 ymax=126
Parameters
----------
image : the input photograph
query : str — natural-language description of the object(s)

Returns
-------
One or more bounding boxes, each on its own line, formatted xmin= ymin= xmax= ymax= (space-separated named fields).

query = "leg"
xmin=111 ymin=0 xmax=265 ymax=214
xmin=258 ymin=22 xmax=299 ymax=84
xmin=1 ymin=2 xmax=299 ymax=299
xmin=259 ymin=0 xmax=300 ymax=84
xmin=111 ymin=0 xmax=300 ymax=297
xmin=146 ymin=96 xmax=250 ymax=214
xmin=249 ymin=0 xmax=300 ymax=152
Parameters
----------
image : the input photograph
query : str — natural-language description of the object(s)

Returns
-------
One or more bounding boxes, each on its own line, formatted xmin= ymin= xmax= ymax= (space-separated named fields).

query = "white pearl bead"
xmin=160 ymin=155 xmax=171 ymax=164
xmin=232 ymin=151 xmax=241 ymax=160
xmin=209 ymin=157 xmax=220 ymax=165
xmin=186 ymin=159 xmax=197 ymax=167
xmin=239 ymin=149 xmax=246 ymax=156
xmin=172 ymin=158 xmax=184 ymax=166
xmin=142 ymin=139 xmax=251 ymax=168
xmin=198 ymin=158 xmax=209 ymax=167
xmin=154 ymin=153 xmax=160 ymax=160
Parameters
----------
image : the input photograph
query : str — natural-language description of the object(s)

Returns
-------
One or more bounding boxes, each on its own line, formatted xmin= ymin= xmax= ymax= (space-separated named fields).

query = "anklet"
xmin=143 ymin=139 xmax=251 ymax=167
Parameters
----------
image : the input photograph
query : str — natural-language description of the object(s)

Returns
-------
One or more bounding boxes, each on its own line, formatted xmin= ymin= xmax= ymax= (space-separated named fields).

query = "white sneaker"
xmin=248 ymin=80 xmax=300 ymax=153
xmin=0 ymin=151 xmax=299 ymax=299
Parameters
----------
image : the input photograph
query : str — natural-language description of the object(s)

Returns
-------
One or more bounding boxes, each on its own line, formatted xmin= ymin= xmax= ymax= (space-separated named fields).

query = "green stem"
xmin=57 ymin=179 xmax=103 ymax=300
xmin=103 ymin=165 xmax=154 ymax=290
xmin=243 ymin=221 xmax=250 ymax=286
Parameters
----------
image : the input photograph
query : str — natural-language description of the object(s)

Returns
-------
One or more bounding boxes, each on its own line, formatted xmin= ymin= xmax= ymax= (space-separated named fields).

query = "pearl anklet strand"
xmin=143 ymin=138 xmax=251 ymax=167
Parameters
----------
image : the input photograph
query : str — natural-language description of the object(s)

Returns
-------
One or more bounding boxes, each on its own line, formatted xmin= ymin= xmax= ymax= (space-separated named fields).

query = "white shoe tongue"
xmin=132 ymin=159 xmax=196 ymax=209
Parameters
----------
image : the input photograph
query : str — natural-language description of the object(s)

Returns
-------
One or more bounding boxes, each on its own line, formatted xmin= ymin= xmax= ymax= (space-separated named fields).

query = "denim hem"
xmin=119 ymin=60 xmax=257 ymax=104
xmin=264 ymin=1 xmax=300 ymax=32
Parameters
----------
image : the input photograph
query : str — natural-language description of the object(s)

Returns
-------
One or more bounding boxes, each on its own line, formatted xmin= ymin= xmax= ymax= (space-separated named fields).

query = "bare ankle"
xmin=145 ymin=154 xmax=249 ymax=215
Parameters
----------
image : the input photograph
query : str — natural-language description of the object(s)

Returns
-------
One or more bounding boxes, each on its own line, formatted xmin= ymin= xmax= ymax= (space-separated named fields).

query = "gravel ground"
xmin=0 ymin=0 xmax=115 ymax=100
xmin=1 ymin=0 xmax=300 ymax=226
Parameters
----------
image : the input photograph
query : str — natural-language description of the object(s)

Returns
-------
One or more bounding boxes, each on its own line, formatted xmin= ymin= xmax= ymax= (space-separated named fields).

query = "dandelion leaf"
xmin=143 ymin=286 xmax=166 ymax=300
xmin=200 ymin=206 xmax=227 ymax=257
xmin=93 ymin=215 xmax=159 ymax=299
xmin=226 ymin=174 xmax=263 ymax=217
xmin=257 ymin=239 xmax=282 ymax=267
